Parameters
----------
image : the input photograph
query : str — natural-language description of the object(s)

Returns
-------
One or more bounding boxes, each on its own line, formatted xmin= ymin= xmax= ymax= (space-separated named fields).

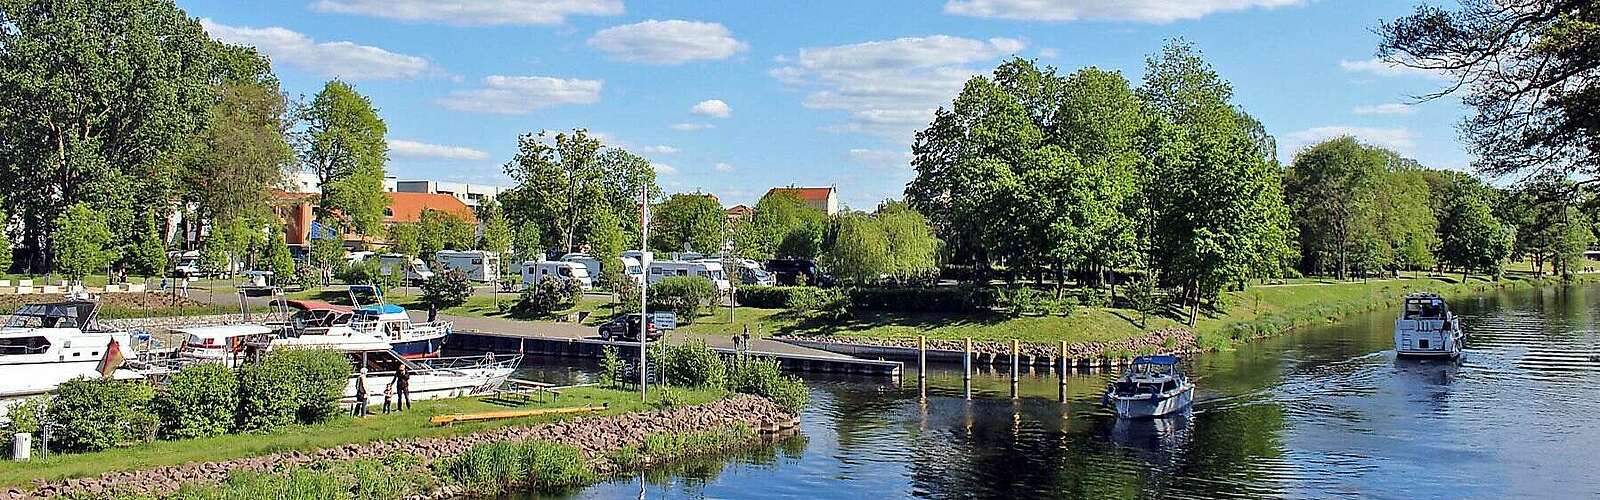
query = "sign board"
xmin=652 ymin=312 xmax=677 ymax=331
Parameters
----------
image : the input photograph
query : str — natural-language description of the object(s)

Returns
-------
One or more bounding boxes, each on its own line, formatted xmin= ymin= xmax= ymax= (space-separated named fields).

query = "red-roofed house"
xmin=726 ymin=204 xmax=753 ymax=224
xmin=272 ymin=191 xmax=477 ymax=249
xmin=765 ymin=186 xmax=838 ymax=215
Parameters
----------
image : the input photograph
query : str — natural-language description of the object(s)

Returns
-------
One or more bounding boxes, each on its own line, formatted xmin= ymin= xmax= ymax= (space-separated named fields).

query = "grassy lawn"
xmin=0 ymin=386 xmax=727 ymax=488
xmin=684 ymin=272 xmax=1595 ymax=348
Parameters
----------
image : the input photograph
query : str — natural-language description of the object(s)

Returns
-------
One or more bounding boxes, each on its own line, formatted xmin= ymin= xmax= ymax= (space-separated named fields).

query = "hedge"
xmin=236 ymin=348 xmax=350 ymax=432
xmin=48 ymin=378 xmax=157 ymax=452
xmin=649 ymin=276 xmax=718 ymax=323
xmin=736 ymin=286 xmax=829 ymax=309
xmin=157 ymin=362 xmax=239 ymax=440
xmin=848 ymin=285 xmax=993 ymax=313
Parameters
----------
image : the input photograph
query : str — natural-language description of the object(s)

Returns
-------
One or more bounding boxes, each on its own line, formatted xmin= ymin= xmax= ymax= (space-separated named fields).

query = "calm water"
xmin=519 ymin=283 xmax=1600 ymax=499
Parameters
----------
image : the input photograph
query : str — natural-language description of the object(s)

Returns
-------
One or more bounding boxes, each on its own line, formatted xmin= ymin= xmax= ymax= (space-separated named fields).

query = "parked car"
xmin=597 ymin=313 xmax=662 ymax=342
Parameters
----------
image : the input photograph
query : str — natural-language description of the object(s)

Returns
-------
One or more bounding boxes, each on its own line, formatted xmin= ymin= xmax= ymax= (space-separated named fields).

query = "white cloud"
xmin=388 ymin=139 xmax=491 ymax=160
xmin=653 ymin=163 xmax=679 ymax=175
xmin=437 ymin=76 xmax=602 ymax=115
xmin=713 ymin=162 xmax=735 ymax=173
xmin=587 ymin=20 xmax=746 ymax=65
xmin=669 ymin=123 xmax=714 ymax=131
xmin=690 ymin=99 xmax=732 ymax=118
xmin=943 ymin=0 xmax=1305 ymax=23
xmin=848 ymin=148 xmax=912 ymax=169
xmin=309 ymin=0 xmax=623 ymax=26
xmin=1339 ymin=58 xmax=1447 ymax=79
xmin=201 ymin=19 xmax=437 ymax=80
xmin=772 ymin=35 xmax=1025 ymax=141
xmin=1352 ymin=103 xmax=1414 ymax=116
xmin=1281 ymin=126 xmax=1416 ymax=158
xmin=639 ymin=145 xmax=680 ymax=155
xmin=1038 ymin=47 xmax=1060 ymax=59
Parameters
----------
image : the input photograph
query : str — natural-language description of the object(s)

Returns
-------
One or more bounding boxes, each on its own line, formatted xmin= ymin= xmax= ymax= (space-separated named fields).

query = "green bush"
xmin=420 ymin=268 xmax=472 ymax=310
xmin=649 ymin=340 xmax=726 ymax=388
xmin=1074 ymin=287 xmax=1111 ymax=308
xmin=338 ymin=258 xmax=382 ymax=285
xmin=599 ymin=346 xmax=623 ymax=388
xmin=1 ymin=397 xmax=48 ymax=452
xmin=235 ymin=348 xmax=350 ymax=432
xmin=724 ymin=356 xmax=810 ymax=412
xmin=48 ymin=378 xmax=157 ymax=452
xmin=516 ymin=276 xmax=579 ymax=315
xmin=649 ymin=276 xmax=718 ymax=323
xmin=736 ymin=286 xmax=818 ymax=309
xmin=156 ymin=363 xmax=239 ymax=440
xmin=434 ymin=440 xmax=595 ymax=495
xmin=847 ymin=285 xmax=993 ymax=313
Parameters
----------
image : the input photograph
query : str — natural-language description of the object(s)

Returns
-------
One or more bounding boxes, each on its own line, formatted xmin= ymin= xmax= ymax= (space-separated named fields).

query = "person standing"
xmin=383 ymin=380 xmax=395 ymax=414
xmin=742 ymin=327 xmax=752 ymax=352
xmin=427 ymin=302 xmax=438 ymax=323
xmin=395 ymin=364 xmax=412 ymax=411
xmin=354 ymin=368 xmax=369 ymax=417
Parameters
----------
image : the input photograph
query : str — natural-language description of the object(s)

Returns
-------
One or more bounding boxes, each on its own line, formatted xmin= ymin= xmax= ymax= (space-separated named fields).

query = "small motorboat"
xmin=1394 ymin=292 xmax=1464 ymax=358
xmin=1102 ymin=355 xmax=1195 ymax=419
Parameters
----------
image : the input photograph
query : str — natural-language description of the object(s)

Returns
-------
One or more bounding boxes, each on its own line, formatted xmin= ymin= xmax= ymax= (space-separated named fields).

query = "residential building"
xmin=726 ymin=204 xmax=753 ymax=224
xmin=272 ymin=191 xmax=477 ymax=249
xmin=391 ymin=179 xmax=509 ymax=208
xmin=765 ymin=186 xmax=839 ymax=215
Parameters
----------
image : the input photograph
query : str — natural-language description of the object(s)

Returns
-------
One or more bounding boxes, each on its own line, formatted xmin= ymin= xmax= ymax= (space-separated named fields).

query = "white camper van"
xmin=376 ymin=253 xmax=434 ymax=285
xmin=560 ymin=253 xmax=644 ymax=284
xmin=647 ymin=260 xmax=731 ymax=293
xmin=521 ymin=261 xmax=594 ymax=290
xmin=433 ymin=250 xmax=500 ymax=282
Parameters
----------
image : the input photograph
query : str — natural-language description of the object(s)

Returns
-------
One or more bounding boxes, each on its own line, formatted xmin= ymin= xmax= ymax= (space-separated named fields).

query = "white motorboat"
xmin=0 ymin=301 xmax=138 ymax=400
xmin=1102 ymin=356 xmax=1195 ymax=419
xmin=1394 ymin=292 xmax=1465 ymax=358
xmin=272 ymin=330 xmax=517 ymax=407
xmin=174 ymin=324 xmax=275 ymax=367
xmin=347 ymin=303 xmax=450 ymax=359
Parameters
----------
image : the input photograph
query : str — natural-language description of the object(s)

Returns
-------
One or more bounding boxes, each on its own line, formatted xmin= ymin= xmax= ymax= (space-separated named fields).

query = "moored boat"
xmin=1102 ymin=355 xmax=1195 ymax=419
xmin=0 ymin=300 xmax=141 ymax=418
xmin=1394 ymin=292 xmax=1465 ymax=358
xmin=348 ymin=303 xmax=451 ymax=359
xmin=272 ymin=330 xmax=517 ymax=406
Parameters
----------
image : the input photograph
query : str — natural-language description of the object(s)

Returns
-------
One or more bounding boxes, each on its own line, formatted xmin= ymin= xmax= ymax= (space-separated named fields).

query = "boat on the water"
xmin=0 ymin=300 xmax=140 ymax=400
xmin=1394 ymin=292 xmax=1464 ymax=358
xmin=1102 ymin=355 xmax=1195 ymax=419
xmin=348 ymin=303 xmax=450 ymax=359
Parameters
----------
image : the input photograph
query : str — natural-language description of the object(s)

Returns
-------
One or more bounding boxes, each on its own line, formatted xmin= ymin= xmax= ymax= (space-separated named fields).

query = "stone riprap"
xmin=15 ymin=395 xmax=794 ymax=499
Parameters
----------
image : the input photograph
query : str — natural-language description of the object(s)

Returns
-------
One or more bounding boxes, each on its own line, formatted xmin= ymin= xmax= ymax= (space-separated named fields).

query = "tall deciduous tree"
xmin=263 ymin=227 xmax=294 ymax=280
xmin=820 ymin=213 xmax=892 ymax=285
xmin=417 ymin=209 xmax=473 ymax=259
xmin=477 ymin=199 xmax=512 ymax=259
xmin=385 ymin=223 xmax=421 ymax=258
xmin=0 ymin=0 xmax=223 ymax=272
xmin=52 ymin=204 xmax=117 ymax=281
xmin=733 ymin=191 xmax=825 ymax=260
xmin=650 ymin=193 xmax=725 ymax=254
xmin=125 ymin=210 xmax=169 ymax=278
xmin=189 ymin=82 xmax=294 ymax=224
xmin=1437 ymin=177 xmax=1513 ymax=279
xmin=875 ymin=202 xmax=940 ymax=281
xmin=500 ymin=130 xmax=657 ymax=254
xmin=298 ymin=80 xmax=388 ymax=236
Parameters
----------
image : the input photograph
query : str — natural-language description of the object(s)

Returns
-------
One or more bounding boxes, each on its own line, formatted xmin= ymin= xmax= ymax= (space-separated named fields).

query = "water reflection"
xmin=546 ymin=282 xmax=1600 ymax=499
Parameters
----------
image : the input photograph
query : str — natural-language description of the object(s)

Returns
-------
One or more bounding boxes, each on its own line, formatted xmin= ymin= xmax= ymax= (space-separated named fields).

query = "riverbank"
xmin=680 ymin=273 xmax=1598 ymax=358
xmin=0 ymin=386 xmax=729 ymax=493
xmin=17 ymin=393 xmax=794 ymax=499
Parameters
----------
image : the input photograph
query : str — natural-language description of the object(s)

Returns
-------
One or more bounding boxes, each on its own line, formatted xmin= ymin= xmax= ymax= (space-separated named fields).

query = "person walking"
xmin=395 ymin=364 xmax=412 ymax=411
xmin=742 ymin=327 xmax=752 ymax=353
xmin=354 ymin=368 xmax=369 ymax=417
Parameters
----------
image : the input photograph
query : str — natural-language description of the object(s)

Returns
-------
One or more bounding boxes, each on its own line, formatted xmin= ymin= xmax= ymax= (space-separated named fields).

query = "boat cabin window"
xmin=1403 ymin=300 xmax=1446 ymax=319
xmin=0 ymin=336 xmax=51 ymax=354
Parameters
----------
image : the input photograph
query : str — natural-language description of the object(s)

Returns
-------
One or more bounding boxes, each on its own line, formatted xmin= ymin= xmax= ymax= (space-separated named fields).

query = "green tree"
xmin=52 ymin=204 xmax=118 ymax=281
xmin=264 ymin=227 xmax=295 ymax=280
xmin=0 ymin=0 xmax=230 ymax=273
xmin=586 ymin=207 xmax=626 ymax=270
xmin=418 ymin=209 xmax=474 ymax=258
xmin=1438 ymin=179 xmax=1513 ymax=280
xmin=651 ymin=193 xmax=725 ymax=254
xmin=1285 ymin=137 xmax=1387 ymax=278
xmin=478 ymin=199 xmax=513 ymax=259
xmin=309 ymin=233 xmax=345 ymax=286
xmin=298 ymin=80 xmax=389 ymax=236
xmin=875 ymin=202 xmax=940 ymax=281
xmin=0 ymin=209 xmax=12 ymax=273
xmin=125 ymin=211 xmax=169 ymax=277
xmin=820 ymin=213 xmax=892 ymax=284
xmin=189 ymin=82 xmax=294 ymax=224
xmin=500 ymin=130 xmax=657 ymax=254
xmin=386 ymin=223 xmax=421 ymax=258
xmin=733 ymin=191 xmax=825 ymax=260
xmin=512 ymin=222 xmax=543 ymax=263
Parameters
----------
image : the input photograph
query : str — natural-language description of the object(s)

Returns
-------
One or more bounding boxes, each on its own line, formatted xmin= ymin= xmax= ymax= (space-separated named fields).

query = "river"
xmin=514 ymin=282 xmax=1600 ymax=499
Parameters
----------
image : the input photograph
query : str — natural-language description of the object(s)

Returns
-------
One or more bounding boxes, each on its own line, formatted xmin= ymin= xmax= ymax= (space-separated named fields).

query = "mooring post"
xmin=1010 ymin=339 xmax=1020 ymax=399
xmin=1058 ymin=340 xmax=1068 ymax=403
xmin=963 ymin=337 xmax=972 ymax=401
xmin=918 ymin=335 xmax=928 ymax=401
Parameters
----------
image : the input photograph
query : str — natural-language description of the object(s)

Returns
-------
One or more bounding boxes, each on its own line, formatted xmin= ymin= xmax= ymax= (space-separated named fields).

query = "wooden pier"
xmin=449 ymin=330 xmax=903 ymax=377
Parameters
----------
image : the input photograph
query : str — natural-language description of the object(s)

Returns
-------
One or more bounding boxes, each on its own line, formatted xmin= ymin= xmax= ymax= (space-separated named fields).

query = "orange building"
xmin=272 ymin=191 xmax=476 ymax=248
xmin=765 ymin=186 xmax=839 ymax=215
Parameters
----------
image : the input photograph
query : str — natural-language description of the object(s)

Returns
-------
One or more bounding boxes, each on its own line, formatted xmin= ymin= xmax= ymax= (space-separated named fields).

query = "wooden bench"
xmin=484 ymin=378 xmax=562 ymax=404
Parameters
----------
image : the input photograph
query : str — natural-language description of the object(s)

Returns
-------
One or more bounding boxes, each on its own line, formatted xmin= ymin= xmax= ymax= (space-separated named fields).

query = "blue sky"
xmin=181 ymin=0 xmax=1470 ymax=209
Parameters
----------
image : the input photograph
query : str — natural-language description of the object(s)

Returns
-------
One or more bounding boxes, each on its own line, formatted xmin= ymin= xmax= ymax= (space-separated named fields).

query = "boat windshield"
xmin=1403 ymin=300 xmax=1447 ymax=319
xmin=5 ymin=302 xmax=99 ymax=330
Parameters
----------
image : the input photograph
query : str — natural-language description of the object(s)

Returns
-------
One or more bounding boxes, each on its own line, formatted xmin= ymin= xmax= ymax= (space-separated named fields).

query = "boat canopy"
xmin=175 ymin=324 xmax=274 ymax=341
xmin=1132 ymin=355 xmax=1180 ymax=366
xmin=286 ymin=300 xmax=353 ymax=313
xmin=355 ymin=304 xmax=406 ymax=316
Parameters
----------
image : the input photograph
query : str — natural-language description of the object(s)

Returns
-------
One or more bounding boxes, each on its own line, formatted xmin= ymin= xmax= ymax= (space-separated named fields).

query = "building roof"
xmin=385 ymin=192 xmax=476 ymax=224
xmin=726 ymin=205 xmax=752 ymax=216
xmin=766 ymin=186 xmax=835 ymax=202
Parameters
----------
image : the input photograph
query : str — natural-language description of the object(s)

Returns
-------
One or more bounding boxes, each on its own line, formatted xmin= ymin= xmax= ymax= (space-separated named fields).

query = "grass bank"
xmin=682 ymin=272 xmax=1599 ymax=352
xmin=0 ymin=386 xmax=727 ymax=488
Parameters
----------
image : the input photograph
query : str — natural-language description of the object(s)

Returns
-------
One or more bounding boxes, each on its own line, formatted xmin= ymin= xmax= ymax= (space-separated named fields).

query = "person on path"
xmin=732 ymin=333 xmax=742 ymax=352
xmin=395 ymin=364 xmax=412 ymax=411
xmin=383 ymin=380 xmax=395 ymax=414
xmin=427 ymin=302 xmax=438 ymax=323
xmin=354 ymin=368 xmax=369 ymax=417
xmin=742 ymin=328 xmax=752 ymax=352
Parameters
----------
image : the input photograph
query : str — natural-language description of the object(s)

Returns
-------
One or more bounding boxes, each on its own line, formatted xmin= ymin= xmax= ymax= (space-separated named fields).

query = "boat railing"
xmin=412 ymin=353 xmax=522 ymax=373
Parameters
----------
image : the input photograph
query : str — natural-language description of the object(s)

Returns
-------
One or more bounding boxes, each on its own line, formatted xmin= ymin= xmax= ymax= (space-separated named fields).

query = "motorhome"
xmin=647 ymin=260 xmax=731 ymax=293
xmin=375 ymin=253 xmax=434 ymax=285
xmin=433 ymin=250 xmax=500 ymax=282
xmin=711 ymin=258 xmax=773 ymax=286
xmin=560 ymin=253 xmax=644 ymax=283
xmin=521 ymin=261 xmax=594 ymax=290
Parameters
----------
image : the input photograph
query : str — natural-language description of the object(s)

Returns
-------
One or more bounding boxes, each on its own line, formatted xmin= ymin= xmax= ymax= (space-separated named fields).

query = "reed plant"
xmin=433 ymin=440 xmax=595 ymax=495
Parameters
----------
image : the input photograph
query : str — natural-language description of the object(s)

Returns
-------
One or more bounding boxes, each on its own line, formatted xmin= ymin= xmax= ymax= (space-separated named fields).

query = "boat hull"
xmin=1111 ymin=385 xmax=1194 ymax=419
xmin=391 ymin=334 xmax=446 ymax=359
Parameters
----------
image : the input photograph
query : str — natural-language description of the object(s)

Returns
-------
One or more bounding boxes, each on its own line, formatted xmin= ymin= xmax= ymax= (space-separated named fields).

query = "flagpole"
xmin=639 ymin=186 xmax=650 ymax=403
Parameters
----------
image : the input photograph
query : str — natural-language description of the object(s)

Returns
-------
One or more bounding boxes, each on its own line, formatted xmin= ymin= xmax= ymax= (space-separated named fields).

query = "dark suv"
xmin=597 ymin=313 xmax=662 ymax=342
xmin=765 ymin=259 xmax=833 ymax=286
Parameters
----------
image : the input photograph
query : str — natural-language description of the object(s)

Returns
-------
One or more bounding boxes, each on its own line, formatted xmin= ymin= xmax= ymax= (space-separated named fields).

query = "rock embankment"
xmin=16 ymin=395 xmax=794 ymax=499
xmin=780 ymin=328 xmax=1197 ymax=360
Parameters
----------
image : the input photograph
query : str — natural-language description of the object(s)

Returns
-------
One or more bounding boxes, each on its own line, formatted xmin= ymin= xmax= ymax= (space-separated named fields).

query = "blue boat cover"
xmin=355 ymin=303 xmax=406 ymax=315
xmin=1132 ymin=355 xmax=1179 ymax=365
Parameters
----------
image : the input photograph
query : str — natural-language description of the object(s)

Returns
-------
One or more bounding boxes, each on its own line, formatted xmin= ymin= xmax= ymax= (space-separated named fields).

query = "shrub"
xmin=338 ymin=258 xmax=382 ymax=285
xmin=997 ymin=286 xmax=1050 ymax=316
xmin=648 ymin=276 xmax=717 ymax=323
xmin=279 ymin=349 xmax=351 ymax=424
xmin=651 ymin=387 xmax=686 ymax=409
xmin=724 ymin=356 xmax=810 ymax=412
xmin=516 ymin=276 xmax=578 ymax=315
xmin=420 ymin=268 xmax=472 ymax=310
xmin=847 ymin=285 xmax=993 ymax=313
xmin=48 ymin=378 xmax=157 ymax=452
xmin=156 ymin=363 xmax=239 ymax=440
xmin=1 ymin=397 xmax=48 ymax=452
xmin=235 ymin=348 xmax=350 ymax=432
xmin=736 ymin=286 xmax=820 ymax=309
xmin=1075 ymin=287 xmax=1111 ymax=308
xmin=649 ymin=340 xmax=726 ymax=388
xmin=292 ymin=263 xmax=322 ymax=290
xmin=434 ymin=440 xmax=595 ymax=495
